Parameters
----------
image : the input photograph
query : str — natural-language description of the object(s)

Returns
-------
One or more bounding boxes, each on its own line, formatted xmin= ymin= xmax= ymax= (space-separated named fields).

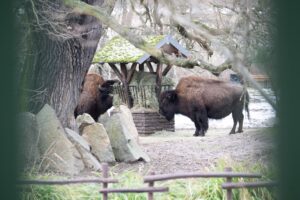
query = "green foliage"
xmin=18 ymin=161 xmax=277 ymax=200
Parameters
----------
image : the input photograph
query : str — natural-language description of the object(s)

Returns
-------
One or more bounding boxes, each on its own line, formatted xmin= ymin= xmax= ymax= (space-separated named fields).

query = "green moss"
xmin=93 ymin=35 xmax=165 ymax=63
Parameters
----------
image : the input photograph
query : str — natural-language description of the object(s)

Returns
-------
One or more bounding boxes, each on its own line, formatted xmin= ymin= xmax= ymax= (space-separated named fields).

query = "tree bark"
xmin=22 ymin=0 xmax=116 ymax=127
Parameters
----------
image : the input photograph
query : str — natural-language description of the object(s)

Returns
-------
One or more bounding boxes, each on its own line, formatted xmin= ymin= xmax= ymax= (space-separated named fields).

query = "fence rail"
xmin=222 ymin=181 xmax=278 ymax=189
xmin=17 ymin=163 xmax=276 ymax=200
xmin=143 ymin=172 xmax=261 ymax=182
xmin=17 ymin=178 xmax=118 ymax=185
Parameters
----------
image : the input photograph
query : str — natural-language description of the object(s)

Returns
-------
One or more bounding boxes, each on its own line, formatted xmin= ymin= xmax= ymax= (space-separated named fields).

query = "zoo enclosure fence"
xmin=113 ymin=84 xmax=173 ymax=108
xmin=17 ymin=163 xmax=277 ymax=200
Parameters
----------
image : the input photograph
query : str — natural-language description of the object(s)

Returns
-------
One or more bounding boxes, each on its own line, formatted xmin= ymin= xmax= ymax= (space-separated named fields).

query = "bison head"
xmin=159 ymin=90 xmax=178 ymax=121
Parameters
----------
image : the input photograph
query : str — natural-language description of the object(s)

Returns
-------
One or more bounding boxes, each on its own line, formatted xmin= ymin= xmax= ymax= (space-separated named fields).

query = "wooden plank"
xmin=222 ymin=181 xmax=278 ymax=189
xmin=156 ymin=62 xmax=162 ymax=98
xmin=162 ymin=64 xmax=172 ymax=76
xmin=16 ymin=178 xmax=118 ymax=185
xmin=139 ymin=63 xmax=144 ymax=71
xmin=144 ymin=172 xmax=261 ymax=182
xmin=146 ymin=62 xmax=154 ymax=73
xmin=99 ymin=187 xmax=169 ymax=193
xmin=127 ymin=63 xmax=137 ymax=83
xmin=108 ymin=63 xmax=122 ymax=80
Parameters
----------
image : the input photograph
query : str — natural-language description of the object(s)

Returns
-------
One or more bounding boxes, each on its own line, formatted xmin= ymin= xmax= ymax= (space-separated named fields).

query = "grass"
xmin=18 ymin=160 xmax=277 ymax=200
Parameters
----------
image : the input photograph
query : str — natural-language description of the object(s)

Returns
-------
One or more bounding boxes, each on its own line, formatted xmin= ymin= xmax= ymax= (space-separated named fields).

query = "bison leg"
xmin=229 ymin=119 xmax=237 ymax=134
xmin=230 ymin=103 xmax=244 ymax=134
xmin=237 ymin=113 xmax=244 ymax=133
xmin=193 ymin=110 xmax=208 ymax=137
xmin=230 ymin=111 xmax=238 ymax=134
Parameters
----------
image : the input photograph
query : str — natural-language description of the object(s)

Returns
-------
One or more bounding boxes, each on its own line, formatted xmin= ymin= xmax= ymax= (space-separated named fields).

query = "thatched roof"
xmin=93 ymin=35 xmax=190 ymax=64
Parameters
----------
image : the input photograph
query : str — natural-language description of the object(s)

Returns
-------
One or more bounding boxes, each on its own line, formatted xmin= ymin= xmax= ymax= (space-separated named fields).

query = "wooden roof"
xmin=93 ymin=35 xmax=190 ymax=64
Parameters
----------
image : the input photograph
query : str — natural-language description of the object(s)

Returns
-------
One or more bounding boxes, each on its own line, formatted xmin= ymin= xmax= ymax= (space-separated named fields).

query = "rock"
xmin=16 ymin=112 xmax=40 ymax=170
xmin=65 ymin=128 xmax=101 ymax=171
xmin=65 ymin=128 xmax=90 ymax=151
xmin=99 ymin=105 xmax=150 ymax=162
xmin=82 ymin=123 xmax=115 ymax=163
xmin=168 ymin=66 xmax=218 ymax=83
xmin=75 ymin=113 xmax=95 ymax=134
xmin=36 ymin=104 xmax=84 ymax=175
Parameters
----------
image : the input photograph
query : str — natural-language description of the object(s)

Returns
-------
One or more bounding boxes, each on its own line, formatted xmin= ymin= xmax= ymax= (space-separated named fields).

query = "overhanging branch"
xmin=63 ymin=0 xmax=229 ymax=72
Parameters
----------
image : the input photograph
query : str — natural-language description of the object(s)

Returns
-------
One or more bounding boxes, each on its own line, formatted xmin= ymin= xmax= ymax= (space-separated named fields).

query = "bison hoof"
xmin=237 ymin=130 xmax=243 ymax=133
xmin=229 ymin=132 xmax=235 ymax=135
xmin=193 ymin=133 xmax=205 ymax=137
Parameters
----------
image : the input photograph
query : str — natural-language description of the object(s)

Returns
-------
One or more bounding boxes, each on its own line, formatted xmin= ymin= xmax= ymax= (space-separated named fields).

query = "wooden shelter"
xmin=93 ymin=35 xmax=190 ymax=134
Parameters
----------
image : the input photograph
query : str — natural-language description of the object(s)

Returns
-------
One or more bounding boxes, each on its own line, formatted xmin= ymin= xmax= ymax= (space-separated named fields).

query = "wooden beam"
xmin=156 ymin=63 xmax=163 ymax=99
xmin=120 ymin=63 xmax=128 ymax=80
xmin=162 ymin=64 xmax=172 ymax=76
xmin=146 ymin=62 xmax=154 ymax=73
xmin=108 ymin=63 xmax=122 ymax=80
xmin=127 ymin=63 xmax=137 ymax=83
xmin=120 ymin=63 xmax=133 ymax=108
xmin=139 ymin=63 xmax=144 ymax=71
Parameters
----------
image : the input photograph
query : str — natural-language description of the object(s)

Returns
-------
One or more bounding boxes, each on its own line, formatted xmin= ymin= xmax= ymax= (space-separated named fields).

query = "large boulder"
xmin=36 ymin=104 xmax=84 ymax=175
xmin=81 ymin=123 xmax=116 ymax=163
xmin=65 ymin=128 xmax=102 ymax=171
xmin=99 ymin=105 xmax=150 ymax=162
xmin=17 ymin=112 xmax=40 ymax=170
xmin=75 ymin=113 xmax=96 ymax=134
xmin=168 ymin=66 xmax=218 ymax=83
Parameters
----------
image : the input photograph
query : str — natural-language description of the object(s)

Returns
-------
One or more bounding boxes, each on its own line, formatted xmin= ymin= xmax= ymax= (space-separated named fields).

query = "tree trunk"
xmin=22 ymin=0 xmax=116 ymax=128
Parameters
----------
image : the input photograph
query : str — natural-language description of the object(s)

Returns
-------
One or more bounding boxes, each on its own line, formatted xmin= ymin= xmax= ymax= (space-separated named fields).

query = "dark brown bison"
xmin=74 ymin=73 xmax=118 ymax=121
xmin=159 ymin=76 xmax=249 ymax=136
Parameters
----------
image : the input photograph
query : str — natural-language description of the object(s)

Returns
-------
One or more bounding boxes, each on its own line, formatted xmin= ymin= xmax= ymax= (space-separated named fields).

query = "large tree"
xmin=17 ymin=0 xmax=115 ymax=127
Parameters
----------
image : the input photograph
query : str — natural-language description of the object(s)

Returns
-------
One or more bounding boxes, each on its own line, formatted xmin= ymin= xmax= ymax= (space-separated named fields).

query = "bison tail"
xmin=244 ymin=90 xmax=250 ymax=119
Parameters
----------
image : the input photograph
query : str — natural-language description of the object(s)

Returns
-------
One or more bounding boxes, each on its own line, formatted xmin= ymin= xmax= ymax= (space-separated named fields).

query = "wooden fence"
xmin=113 ymin=84 xmax=173 ymax=108
xmin=17 ymin=163 xmax=277 ymax=200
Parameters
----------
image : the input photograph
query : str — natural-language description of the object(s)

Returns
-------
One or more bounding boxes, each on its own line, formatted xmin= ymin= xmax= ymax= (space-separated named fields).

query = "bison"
xmin=159 ymin=76 xmax=249 ymax=136
xmin=74 ymin=73 xmax=118 ymax=121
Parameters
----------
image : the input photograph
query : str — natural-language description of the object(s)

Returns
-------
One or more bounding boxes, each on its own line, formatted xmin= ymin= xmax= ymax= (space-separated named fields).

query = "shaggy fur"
xmin=74 ymin=73 xmax=118 ymax=121
xmin=159 ymin=76 xmax=249 ymax=136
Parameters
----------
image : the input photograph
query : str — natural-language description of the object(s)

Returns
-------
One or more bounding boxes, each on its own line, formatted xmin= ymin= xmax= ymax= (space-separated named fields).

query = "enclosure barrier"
xmin=222 ymin=181 xmax=278 ymax=200
xmin=17 ymin=163 xmax=276 ymax=200
xmin=113 ymin=84 xmax=173 ymax=108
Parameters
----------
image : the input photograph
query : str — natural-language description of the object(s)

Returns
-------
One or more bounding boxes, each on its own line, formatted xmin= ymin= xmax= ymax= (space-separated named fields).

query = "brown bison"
xmin=159 ymin=76 xmax=249 ymax=136
xmin=74 ymin=73 xmax=118 ymax=121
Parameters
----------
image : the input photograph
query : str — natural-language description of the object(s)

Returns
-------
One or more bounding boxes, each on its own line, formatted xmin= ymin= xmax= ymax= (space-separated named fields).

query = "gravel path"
xmin=111 ymin=128 xmax=275 ymax=175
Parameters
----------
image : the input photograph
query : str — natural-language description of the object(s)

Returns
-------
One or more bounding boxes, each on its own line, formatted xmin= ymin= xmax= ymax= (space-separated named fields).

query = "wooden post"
xmin=120 ymin=63 xmax=133 ymax=107
xmin=148 ymin=172 xmax=155 ymax=200
xmin=162 ymin=64 xmax=172 ymax=76
xmin=225 ymin=167 xmax=233 ymax=200
xmin=155 ymin=63 xmax=162 ymax=99
xmin=139 ymin=63 xmax=144 ymax=71
xmin=102 ymin=163 xmax=109 ymax=200
xmin=146 ymin=62 xmax=154 ymax=73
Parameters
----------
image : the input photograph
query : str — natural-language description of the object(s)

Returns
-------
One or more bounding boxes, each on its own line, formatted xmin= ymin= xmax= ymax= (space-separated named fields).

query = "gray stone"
xmin=65 ymin=128 xmax=101 ymax=171
xmin=36 ymin=104 xmax=84 ymax=175
xmin=100 ymin=105 xmax=150 ymax=162
xmin=17 ymin=112 xmax=40 ymax=170
xmin=65 ymin=128 xmax=90 ymax=151
xmin=82 ymin=123 xmax=115 ymax=163
xmin=76 ymin=113 xmax=96 ymax=134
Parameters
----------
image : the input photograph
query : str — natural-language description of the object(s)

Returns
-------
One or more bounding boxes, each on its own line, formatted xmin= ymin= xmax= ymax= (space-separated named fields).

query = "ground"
xmin=111 ymin=127 xmax=276 ymax=175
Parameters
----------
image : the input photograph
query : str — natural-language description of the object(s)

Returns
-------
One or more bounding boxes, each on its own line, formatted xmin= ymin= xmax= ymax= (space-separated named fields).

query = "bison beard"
xmin=159 ymin=76 xmax=249 ymax=136
xmin=74 ymin=73 xmax=118 ymax=121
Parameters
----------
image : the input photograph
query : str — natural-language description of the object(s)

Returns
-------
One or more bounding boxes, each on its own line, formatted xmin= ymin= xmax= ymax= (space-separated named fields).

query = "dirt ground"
xmin=110 ymin=128 xmax=276 ymax=175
